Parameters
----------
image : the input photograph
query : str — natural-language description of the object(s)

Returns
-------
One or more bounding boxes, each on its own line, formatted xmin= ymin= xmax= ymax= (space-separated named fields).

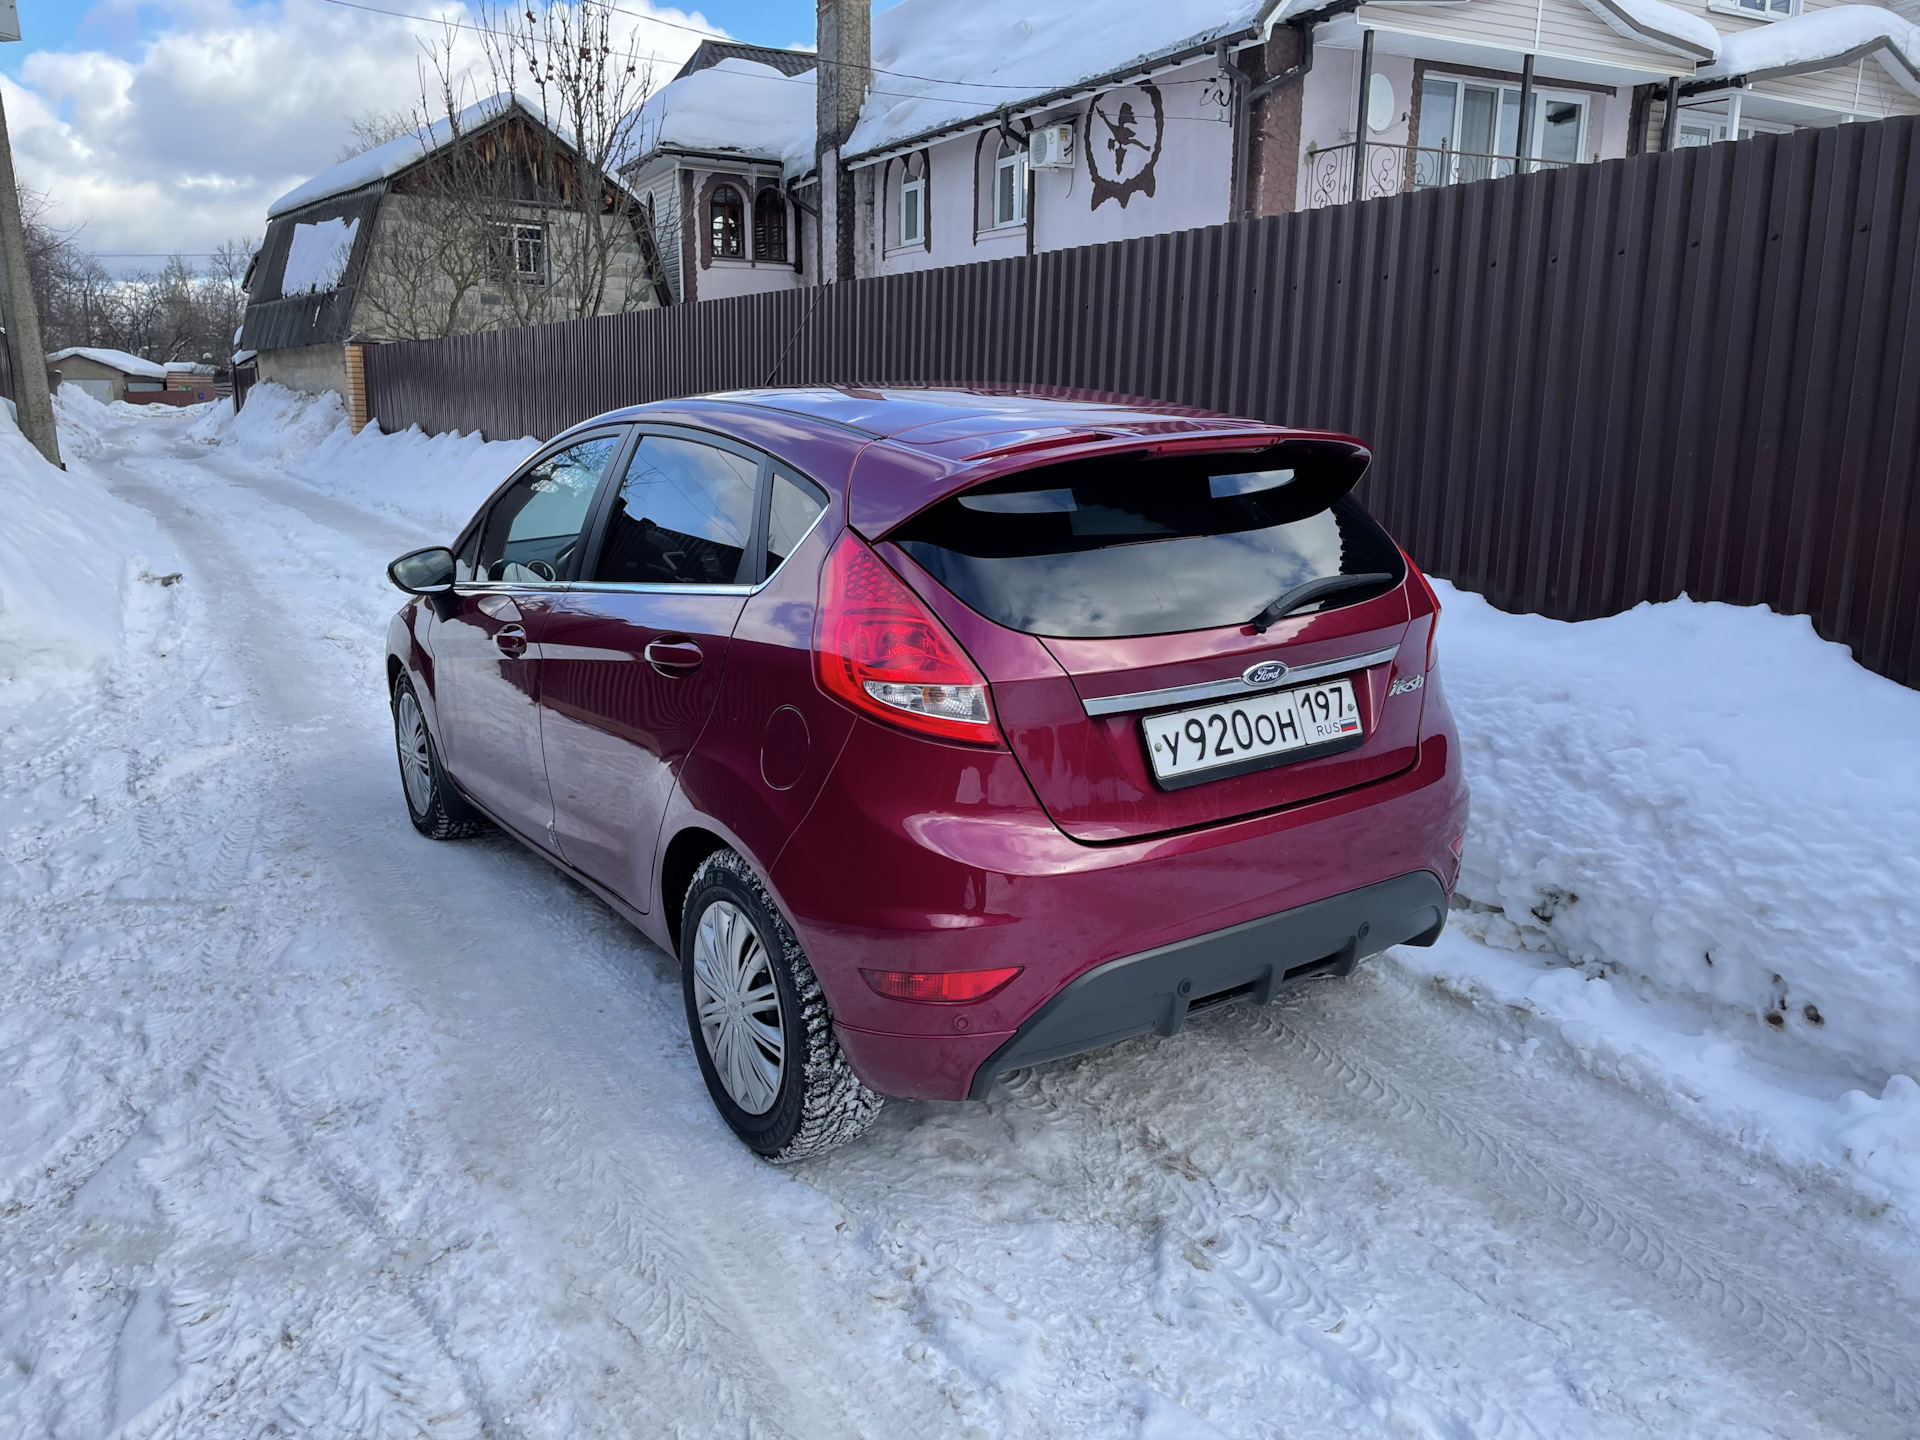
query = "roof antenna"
xmin=763 ymin=277 xmax=825 ymax=387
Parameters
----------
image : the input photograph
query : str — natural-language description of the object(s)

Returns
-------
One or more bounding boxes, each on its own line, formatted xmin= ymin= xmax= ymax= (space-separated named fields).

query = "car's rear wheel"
xmin=680 ymin=849 xmax=882 ymax=1161
xmin=392 ymin=674 xmax=487 ymax=840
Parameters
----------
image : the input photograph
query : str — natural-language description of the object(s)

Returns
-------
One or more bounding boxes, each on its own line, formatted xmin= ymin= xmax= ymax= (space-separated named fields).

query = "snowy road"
xmin=4 ymin=409 xmax=1917 ymax=1439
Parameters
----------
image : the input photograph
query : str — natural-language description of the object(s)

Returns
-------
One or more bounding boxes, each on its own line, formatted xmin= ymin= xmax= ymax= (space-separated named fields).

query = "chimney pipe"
xmin=815 ymin=0 xmax=870 ymax=283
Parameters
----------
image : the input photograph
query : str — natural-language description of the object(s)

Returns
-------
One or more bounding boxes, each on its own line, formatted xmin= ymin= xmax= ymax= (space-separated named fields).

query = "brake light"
xmin=861 ymin=966 xmax=1022 ymax=1003
xmin=814 ymin=531 xmax=1001 ymax=744
xmin=1403 ymin=549 xmax=1442 ymax=671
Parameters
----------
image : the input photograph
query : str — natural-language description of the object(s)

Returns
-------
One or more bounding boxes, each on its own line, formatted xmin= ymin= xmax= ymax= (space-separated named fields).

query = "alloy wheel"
xmin=692 ymin=899 xmax=786 ymax=1115
xmin=395 ymin=688 xmax=434 ymax=815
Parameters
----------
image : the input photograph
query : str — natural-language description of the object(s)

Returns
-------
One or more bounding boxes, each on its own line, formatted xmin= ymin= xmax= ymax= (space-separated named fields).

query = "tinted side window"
xmin=453 ymin=524 xmax=483 ymax=585
xmin=765 ymin=470 xmax=827 ymax=574
xmin=477 ymin=434 xmax=620 ymax=584
xmin=594 ymin=436 xmax=759 ymax=586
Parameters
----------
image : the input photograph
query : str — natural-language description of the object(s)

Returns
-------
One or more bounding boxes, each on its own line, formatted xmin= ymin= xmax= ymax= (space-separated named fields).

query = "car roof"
xmin=593 ymin=385 xmax=1254 ymax=444
xmin=573 ymin=386 xmax=1355 ymax=535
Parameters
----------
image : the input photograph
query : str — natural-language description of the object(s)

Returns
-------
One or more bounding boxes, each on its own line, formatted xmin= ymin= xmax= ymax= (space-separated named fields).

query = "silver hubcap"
xmin=692 ymin=900 xmax=786 ymax=1115
xmin=395 ymin=690 xmax=434 ymax=815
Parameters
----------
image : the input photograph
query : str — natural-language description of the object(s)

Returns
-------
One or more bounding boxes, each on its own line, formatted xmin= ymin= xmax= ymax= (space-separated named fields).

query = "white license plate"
xmin=1143 ymin=679 xmax=1364 ymax=788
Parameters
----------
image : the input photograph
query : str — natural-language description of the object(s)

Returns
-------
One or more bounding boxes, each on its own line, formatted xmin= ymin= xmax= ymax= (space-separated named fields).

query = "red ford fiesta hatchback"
xmin=385 ymin=388 xmax=1468 ymax=1161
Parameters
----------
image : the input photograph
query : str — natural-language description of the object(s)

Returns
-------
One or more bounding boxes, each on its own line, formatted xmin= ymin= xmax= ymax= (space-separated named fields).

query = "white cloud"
xmin=6 ymin=0 xmax=717 ymax=269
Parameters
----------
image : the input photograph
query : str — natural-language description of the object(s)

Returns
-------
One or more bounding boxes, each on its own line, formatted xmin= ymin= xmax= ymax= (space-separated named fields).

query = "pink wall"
xmin=866 ymin=57 xmax=1236 ymax=277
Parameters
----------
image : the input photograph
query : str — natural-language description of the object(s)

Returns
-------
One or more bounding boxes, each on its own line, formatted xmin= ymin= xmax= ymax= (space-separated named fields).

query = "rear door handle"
xmin=495 ymin=623 xmax=528 ymax=657
xmin=644 ymin=638 xmax=704 ymax=675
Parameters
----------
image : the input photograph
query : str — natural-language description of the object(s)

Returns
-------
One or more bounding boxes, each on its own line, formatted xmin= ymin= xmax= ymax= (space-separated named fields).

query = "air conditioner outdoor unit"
xmin=1028 ymin=123 xmax=1076 ymax=169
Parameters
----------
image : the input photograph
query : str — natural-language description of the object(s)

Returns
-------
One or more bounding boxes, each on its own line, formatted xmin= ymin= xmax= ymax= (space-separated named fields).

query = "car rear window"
xmin=890 ymin=444 xmax=1403 ymax=638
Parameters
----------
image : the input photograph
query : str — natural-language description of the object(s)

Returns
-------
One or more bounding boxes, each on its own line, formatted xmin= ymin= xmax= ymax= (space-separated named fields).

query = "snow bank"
xmin=281 ymin=217 xmax=360 ymax=294
xmin=636 ymin=59 xmax=817 ymax=176
xmin=1438 ymin=583 xmax=1920 ymax=1083
xmin=1699 ymin=5 xmax=1920 ymax=91
xmin=1404 ymin=582 xmax=1920 ymax=1217
xmin=0 ymin=391 xmax=176 ymax=708
xmin=185 ymin=382 xmax=539 ymax=538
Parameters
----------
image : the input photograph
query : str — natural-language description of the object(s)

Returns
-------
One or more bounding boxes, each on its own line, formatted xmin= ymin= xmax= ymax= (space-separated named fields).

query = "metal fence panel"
xmin=365 ymin=116 xmax=1920 ymax=688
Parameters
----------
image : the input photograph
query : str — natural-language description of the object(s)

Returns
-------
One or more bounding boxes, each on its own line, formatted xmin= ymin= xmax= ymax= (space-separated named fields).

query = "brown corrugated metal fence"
xmin=366 ymin=116 xmax=1920 ymax=687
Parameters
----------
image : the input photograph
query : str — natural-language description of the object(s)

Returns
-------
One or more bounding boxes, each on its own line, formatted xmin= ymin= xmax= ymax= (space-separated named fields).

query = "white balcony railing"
xmin=1305 ymin=141 xmax=1574 ymax=209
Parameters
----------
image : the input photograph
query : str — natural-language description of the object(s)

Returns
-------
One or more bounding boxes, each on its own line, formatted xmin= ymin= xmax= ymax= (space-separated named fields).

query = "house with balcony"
xmin=627 ymin=0 xmax=1919 ymax=299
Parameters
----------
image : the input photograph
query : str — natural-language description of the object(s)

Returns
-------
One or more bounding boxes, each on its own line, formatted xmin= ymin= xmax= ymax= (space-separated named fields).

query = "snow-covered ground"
xmin=3 ymin=389 xmax=1917 ymax=1439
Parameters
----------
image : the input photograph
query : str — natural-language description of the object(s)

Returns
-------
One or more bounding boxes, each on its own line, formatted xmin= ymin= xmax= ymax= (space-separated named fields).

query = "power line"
xmin=319 ymin=0 xmax=1202 ymax=100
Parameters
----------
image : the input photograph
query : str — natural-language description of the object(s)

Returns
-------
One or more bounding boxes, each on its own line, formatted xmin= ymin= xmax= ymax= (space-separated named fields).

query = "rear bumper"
xmin=770 ymin=704 xmax=1466 ymax=1101
xmin=965 ymin=870 xmax=1446 ymax=1098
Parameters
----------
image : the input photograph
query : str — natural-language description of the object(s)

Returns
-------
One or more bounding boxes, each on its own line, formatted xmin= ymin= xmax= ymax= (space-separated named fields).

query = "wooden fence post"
xmin=343 ymin=336 xmax=371 ymax=434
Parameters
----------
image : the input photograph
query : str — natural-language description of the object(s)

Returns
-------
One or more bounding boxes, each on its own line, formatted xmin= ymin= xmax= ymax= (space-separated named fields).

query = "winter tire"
xmin=392 ymin=674 xmax=487 ymax=840
xmin=680 ymin=849 xmax=883 ymax=1162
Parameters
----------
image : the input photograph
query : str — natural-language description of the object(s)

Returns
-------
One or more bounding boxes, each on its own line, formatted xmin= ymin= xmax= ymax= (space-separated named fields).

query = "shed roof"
xmin=47 ymin=347 xmax=167 ymax=379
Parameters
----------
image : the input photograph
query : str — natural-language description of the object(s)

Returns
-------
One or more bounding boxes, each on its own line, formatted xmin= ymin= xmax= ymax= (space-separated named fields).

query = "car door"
xmin=435 ymin=428 xmax=625 ymax=846
xmin=538 ymin=428 xmax=768 ymax=909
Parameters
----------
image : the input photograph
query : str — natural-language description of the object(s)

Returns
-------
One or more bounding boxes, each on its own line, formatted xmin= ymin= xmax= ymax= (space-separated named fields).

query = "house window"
xmin=1416 ymin=77 xmax=1588 ymax=184
xmin=992 ymin=140 xmax=1027 ymax=228
xmin=710 ymin=184 xmax=744 ymax=258
xmin=900 ymin=173 xmax=926 ymax=246
xmin=1726 ymin=0 xmax=1794 ymax=14
xmin=753 ymin=188 xmax=787 ymax=262
xmin=493 ymin=222 xmax=548 ymax=284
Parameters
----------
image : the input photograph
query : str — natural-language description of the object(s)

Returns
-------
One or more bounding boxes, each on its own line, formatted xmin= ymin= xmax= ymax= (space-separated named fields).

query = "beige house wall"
xmin=345 ymin=193 xmax=663 ymax=344
xmin=259 ymin=342 xmax=349 ymax=402
xmin=1356 ymin=0 xmax=1683 ymax=76
xmin=48 ymin=355 xmax=162 ymax=402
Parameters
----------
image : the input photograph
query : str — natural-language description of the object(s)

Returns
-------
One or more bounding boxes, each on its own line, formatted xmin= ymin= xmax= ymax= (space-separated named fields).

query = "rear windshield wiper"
xmin=1248 ymin=572 xmax=1394 ymax=634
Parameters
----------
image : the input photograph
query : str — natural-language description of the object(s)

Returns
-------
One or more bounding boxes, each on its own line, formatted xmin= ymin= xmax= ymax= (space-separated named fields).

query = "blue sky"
xmin=0 ymin=0 xmax=899 ymax=78
xmin=0 ymin=2 xmax=908 ymax=268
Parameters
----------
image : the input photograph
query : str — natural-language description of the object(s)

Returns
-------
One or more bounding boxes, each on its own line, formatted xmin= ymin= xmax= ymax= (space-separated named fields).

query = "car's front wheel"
xmin=392 ymin=674 xmax=487 ymax=840
xmin=680 ymin=849 xmax=882 ymax=1161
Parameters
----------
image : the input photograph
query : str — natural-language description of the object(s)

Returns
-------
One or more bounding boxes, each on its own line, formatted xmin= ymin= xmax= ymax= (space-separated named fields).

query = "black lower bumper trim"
xmin=967 ymin=871 xmax=1448 ymax=1100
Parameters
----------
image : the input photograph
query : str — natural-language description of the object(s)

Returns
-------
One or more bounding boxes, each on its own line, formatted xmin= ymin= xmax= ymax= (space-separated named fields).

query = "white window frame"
xmin=1708 ymin=0 xmax=1796 ymax=19
xmin=899 ymin=173 xmax=926 ymax=247
xmin=992 ymin=149 xmax=1028 ymax=229
xmin=1419 ymin=75 xmax=1591 ymax=175
xmin=494 ymin=221 xmax=548 ymax=285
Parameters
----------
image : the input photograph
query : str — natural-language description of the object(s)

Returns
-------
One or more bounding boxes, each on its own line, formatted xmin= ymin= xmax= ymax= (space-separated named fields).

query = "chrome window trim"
xmin=566 ymin=479 xmax=830 ymax=597
xmin=1080 ymin=644 xmax=1404 ymax=718
xmin=452 ymin=580 xmax=571 ymax=595
xmin=566 ymin=580 xmax=761 ymax=596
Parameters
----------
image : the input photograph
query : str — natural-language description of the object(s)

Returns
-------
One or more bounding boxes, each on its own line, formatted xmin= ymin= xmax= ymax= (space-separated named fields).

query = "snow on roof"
xmin=269 ymin=93 xmax=540 ymax=218
xmin=634 ymin=58 xmax=818 ymax=176
xmin=1580 ymin=0 xmax=1721 ymax=62
xmin=47 ymin=347 xmax=167 ymax=379
xmin=281 ymin=216 xmax=361 ymax=295
xmin=1699 ymin=5 xmax=1920 ymax=91
xmin=846 ymin=0 xmax=1269 ymax=159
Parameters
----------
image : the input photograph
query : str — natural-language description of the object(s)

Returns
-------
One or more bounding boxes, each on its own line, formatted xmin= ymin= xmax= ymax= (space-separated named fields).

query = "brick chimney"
xmin=815 ymin=0 xmax=870 ymax=282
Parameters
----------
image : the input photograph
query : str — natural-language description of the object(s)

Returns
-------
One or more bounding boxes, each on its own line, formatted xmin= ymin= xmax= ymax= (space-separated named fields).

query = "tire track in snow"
xmin=1248 ymin=996 xmax=1918 ymax=1427
xmin=994 ymin=1064 xmax=1549 ymax=1440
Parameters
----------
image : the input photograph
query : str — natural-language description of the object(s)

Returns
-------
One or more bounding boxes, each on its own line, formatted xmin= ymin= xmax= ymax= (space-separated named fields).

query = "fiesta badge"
xmin=1243 ymin=660 xmax=1290 ymax=687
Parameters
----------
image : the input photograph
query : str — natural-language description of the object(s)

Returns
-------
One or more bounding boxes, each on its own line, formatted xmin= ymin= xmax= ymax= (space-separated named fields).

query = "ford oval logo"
xmin=1243 ymin=660 xmax=1290 ymax=687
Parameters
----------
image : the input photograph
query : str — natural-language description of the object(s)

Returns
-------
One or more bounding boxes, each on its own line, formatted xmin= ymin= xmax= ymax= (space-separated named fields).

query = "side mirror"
xmin=389 ymin=546 xmax=456 ymax=595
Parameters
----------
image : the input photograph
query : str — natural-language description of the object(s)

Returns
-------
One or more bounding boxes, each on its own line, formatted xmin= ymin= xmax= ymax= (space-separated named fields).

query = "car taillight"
xmin=861 ymin=966 xmax=1022 ymax=1003
xmin=1403 ymin=549 xmax=1442 ymax=671
xmin=814 ymin=530 xmax=1001 ymax=744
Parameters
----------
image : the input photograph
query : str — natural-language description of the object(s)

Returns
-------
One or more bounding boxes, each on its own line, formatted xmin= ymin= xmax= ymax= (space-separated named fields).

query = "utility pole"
xmin=0 ymin=1 xmax=61 ymax=469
